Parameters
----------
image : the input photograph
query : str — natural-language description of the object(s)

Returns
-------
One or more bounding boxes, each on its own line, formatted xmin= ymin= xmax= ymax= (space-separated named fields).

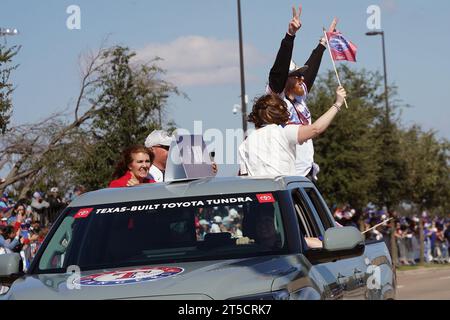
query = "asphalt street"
xmin=396 ymin=266 xmax=450 ymax=300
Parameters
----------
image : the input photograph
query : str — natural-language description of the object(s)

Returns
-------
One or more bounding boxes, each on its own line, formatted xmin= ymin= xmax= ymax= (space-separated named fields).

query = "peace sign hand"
xmin=288 ymin=5 xmax=302 ymax=36
xmin=328 ymin=17 xmax=338 ymax=33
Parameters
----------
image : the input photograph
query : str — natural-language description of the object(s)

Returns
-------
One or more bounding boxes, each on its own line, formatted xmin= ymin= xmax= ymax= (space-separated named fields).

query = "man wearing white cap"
xmin=144 ymin=130 xmax=174 ymax=182
xmin=266 ymin=6 xmax=339 ymax=181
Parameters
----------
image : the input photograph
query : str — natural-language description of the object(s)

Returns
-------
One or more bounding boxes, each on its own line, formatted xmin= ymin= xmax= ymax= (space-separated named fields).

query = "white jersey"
xmin=266 ymin=84 xmax=315 ymax=177
xmin=148 ymin=165 xmax=164 ymax=182
xmin=238 ymin=124 xmax=299 ymax=176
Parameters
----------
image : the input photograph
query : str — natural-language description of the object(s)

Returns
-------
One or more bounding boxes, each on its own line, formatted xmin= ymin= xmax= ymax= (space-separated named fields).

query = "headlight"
xmin=230 ymin=288 xmax=320 ymax=300
xmin=0 ymin=285 xmax=10 ymax=295
xmin=229 ymin=290 xmax=290 ymax=300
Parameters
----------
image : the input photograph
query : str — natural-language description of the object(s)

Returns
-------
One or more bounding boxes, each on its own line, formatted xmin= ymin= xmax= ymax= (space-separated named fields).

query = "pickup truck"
xmin=0 ymin=176 xmax=396 ymax=300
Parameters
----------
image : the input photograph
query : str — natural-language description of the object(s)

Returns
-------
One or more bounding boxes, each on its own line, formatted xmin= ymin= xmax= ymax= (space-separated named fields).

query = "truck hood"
xmin=4 ymin=256 xmax=295 ymax=300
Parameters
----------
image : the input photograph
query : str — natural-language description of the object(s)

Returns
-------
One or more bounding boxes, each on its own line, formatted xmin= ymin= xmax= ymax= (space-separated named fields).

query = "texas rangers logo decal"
xmin=76 ymin=267 xmax=184 ymax=286
xmin=74 ymin=208 xmax=93 ymax=219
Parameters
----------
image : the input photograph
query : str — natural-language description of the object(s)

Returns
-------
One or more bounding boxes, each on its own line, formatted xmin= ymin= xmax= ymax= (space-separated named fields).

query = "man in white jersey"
xmin=266 ymin=6 xmax=339 ymax=180
xmin=145 ymin=130 xmax=173 ymax=182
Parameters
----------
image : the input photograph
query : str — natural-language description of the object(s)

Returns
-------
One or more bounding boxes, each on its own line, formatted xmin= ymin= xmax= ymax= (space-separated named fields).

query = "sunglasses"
xmin=154 ymin=145 xmax=170 ymax=151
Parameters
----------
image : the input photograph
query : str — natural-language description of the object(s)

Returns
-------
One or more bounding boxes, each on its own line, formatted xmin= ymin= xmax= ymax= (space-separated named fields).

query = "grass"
xmin=397 ymin=263 xmax=450 ymax=272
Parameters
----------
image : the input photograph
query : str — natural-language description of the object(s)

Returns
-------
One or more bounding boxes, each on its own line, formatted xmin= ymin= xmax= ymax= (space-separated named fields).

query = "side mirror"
xmin=0 ymin=253 xmax=21 ymax=277
xmin=324 ymin=226 xmax=365 ymax=251
xmin=305 ymin=227 xmax=365 ymax=265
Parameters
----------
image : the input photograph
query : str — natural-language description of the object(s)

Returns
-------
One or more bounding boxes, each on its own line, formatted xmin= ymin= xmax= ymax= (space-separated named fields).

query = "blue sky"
xmin=2 ymin=0 xmax=450 ymax=175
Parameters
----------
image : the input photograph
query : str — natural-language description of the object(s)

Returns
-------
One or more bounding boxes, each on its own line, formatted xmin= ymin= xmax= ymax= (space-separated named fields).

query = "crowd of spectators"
xmin=333 ymin=205 xmax=450 ymax=265
xmin=0 ymin=185 xmax=85 ymax=270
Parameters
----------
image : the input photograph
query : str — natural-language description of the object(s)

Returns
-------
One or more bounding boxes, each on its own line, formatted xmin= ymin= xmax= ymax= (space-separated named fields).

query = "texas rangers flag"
xmin=326 ymin=31 xmax=357 ymax=62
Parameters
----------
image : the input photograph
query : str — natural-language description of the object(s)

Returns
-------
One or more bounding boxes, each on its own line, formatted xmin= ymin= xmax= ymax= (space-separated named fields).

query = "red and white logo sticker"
xmin=76 ymin=267 xmax=184 ymax=286
xmin=74 ymin=208 xmax=94 ymax=219
xmin=256 ymin=193 xmax=275 ymax=203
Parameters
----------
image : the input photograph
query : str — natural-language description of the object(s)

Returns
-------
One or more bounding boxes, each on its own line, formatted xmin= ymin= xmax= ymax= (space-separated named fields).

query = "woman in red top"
xmin=109 ymin=145 xmax=156 ymax=188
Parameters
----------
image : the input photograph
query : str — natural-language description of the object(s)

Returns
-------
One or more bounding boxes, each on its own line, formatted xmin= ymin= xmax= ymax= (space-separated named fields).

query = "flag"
xmin=326 ymin=31 xmax=358 ymax=62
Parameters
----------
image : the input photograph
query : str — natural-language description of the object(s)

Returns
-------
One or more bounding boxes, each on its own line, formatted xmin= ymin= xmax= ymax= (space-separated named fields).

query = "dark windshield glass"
xmin=36 ymin=192 xmax=287 ymax=273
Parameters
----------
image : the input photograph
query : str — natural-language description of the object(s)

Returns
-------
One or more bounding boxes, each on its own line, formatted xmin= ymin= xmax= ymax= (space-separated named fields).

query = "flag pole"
xmin=323 ymin=28 xmax=349 ymax=109
xmin=362 ymin=218 xmax=393 ymax=234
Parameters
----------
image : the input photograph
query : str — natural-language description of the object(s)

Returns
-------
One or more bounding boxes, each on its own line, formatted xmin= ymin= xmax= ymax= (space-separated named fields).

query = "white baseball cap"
xmin=288 ymin=60 xmax=309 ymax=77
xmin=144 ymin=130 xmax=173 ymax=148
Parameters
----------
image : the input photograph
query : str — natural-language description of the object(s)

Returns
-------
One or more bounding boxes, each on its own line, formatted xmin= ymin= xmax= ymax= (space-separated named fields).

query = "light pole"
xmin=0 ymin=28 xmax=19 ymax=36
xmin=237 ymin=0 xmax=247 ymax=135
xmin=366 ymin=31 xmax=389 ymax=125
xmin=157 ymin=94 xmax=168 ymax=128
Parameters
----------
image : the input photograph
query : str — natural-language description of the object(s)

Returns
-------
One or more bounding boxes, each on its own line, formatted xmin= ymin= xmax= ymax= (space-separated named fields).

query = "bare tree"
xmin=0 ymin=45 xmax=108 ymax=194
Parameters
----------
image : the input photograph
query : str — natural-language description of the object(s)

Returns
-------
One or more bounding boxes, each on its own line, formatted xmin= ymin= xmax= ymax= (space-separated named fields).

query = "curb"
xmin=397 ymin=265 xmax=450 ymax=275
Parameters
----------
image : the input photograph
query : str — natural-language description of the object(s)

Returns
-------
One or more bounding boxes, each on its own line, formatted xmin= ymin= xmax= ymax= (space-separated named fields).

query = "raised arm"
xmin=302 ymin=18 xmax=338 ymax=92
xmin=0 ymin=229 xmax=20 ymax=250
xmin=268 ymin=6 xmax=302 ymax=94
xmin=297 ymin=86 xmax=346 ymax=143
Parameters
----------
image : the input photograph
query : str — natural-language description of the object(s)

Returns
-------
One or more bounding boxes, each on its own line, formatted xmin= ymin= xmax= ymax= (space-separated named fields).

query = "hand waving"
xmin=288 ymin=5 xmax=302 ymax=36
xmin=126 ymin=176 xmax=140 ymax=187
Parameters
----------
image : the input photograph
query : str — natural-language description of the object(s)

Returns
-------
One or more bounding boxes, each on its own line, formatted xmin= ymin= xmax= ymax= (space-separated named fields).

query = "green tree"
xmin=400 ymin=126 xmax=450 ymax=213
xmin=308 ymin=66 xmax=384 ymax=210
xmin=373 ymin=121 xmax=407 ymax=211
xmin=0 ymin=44 xmax=20 ymax=134
xmin=71 ymin=46 xmax=180 ymax=190
xmin=1 ymin=44 xmax=180 ymax=197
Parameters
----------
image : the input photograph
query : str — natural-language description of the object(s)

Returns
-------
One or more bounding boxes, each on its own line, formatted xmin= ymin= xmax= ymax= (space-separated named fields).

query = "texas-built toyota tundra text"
xmin=0 ymin=176 xmax=396 ymax=300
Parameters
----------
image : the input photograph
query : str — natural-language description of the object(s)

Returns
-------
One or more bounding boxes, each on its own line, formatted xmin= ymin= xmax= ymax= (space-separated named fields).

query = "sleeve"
xmin=0 ymin=236 xmax=19 ymax=250
xmin=14 ymin=221 xmax=21 ymax=232
xmin=302 ymin=43 xmax=326 ymax=92
xmin=238 ymin=145 xmax=248 ymax=176
xmin=283 ymin=124 xmax=300 ymax=146
xmin=108 ymin=179 xmax=122 ymax=188
xmin=268 ymin=33 xmax=296 ymax=94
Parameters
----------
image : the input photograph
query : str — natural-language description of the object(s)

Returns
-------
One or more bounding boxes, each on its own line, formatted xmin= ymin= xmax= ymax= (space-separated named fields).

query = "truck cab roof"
xmin=69 ymin=176 xmax=313 ymax=207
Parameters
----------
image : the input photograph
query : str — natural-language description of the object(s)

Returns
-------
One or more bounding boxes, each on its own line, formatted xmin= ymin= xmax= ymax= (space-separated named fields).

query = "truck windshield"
xmin=35 ymin=192 xmax=287 ymax=273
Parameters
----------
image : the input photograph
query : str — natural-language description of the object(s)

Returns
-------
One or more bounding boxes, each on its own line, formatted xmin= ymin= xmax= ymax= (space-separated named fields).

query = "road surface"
xmin=397 ymin=266 xmax=450 ymax=300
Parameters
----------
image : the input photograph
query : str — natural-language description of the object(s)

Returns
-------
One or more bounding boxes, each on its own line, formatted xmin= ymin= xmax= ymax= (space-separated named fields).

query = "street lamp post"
xmin=366 ymin=31 xmax=389 ymax=125
xmin=157 ymin=94 xmax=169 ymax=128
xmin=0 ymin=28 xmax=19 ymax=36
xmin=237 ymin=0 xmax=247 ymax=135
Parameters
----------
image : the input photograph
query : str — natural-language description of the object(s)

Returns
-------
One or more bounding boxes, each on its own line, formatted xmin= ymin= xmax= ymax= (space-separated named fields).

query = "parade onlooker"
xmin=0 ymin=225 xmax=21 ymax=254
xmin=0 ymin=193 xmax=11 ymax=220
xmin=46 ymin=187 xmax=66 ymax=224
xmin=30 ymin=191 xmax=50 ymax=225
xmin=109 ymin=145 xmax=156 ymax=188
xmin=73 ymin=185 xmax=86 ymax=198
xmin=7 ymin=203 xmax=25 ymax=226
xmin=445 ymin=222 xmax=450 ymax=259
xmin=434 ymin=224 xmax=449 ymax=263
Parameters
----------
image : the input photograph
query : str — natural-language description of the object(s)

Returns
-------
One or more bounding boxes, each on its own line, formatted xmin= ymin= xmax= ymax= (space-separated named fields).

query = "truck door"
xmin=289 ymin=183 xmax=368 ymax=300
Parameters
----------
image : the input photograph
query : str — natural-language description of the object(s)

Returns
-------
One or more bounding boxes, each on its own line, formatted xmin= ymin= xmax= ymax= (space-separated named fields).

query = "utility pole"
xmin=366 ymin=31 xmax=389 ymax=126
xmin=237 ymin=0 xmax=247 ymax=136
